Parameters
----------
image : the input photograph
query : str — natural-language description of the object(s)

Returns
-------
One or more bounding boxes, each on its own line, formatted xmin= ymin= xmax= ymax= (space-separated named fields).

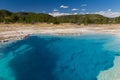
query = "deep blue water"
xmin=0 ymin=34 xmax=117 ymax=80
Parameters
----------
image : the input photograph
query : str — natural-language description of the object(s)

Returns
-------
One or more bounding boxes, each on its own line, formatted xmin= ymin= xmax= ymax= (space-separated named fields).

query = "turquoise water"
xmin=0 ymin=34 xmax=118 ymax=80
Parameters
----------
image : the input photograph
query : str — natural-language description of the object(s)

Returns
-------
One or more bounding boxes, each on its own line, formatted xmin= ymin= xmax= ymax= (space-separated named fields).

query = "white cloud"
xmin=108 ymin=9 xmax=112 ymax=12
xmin=60 ymin=5 xmax=69 ymax=8
xmin=72 ymin=8 xmax=79 ymax=11
xmin=86 ymin=12 xmax=89 ymax=14
xmin=74 ymin=13 xmax=78 ymax=15
xmin=53 ymin=9 xmax=59 ymax=12
xmin=95 ymin=9 xmax=120 ymax=18
xmin=81 ymin=9 xmax=86 ymax=11
xmin=81 ymin=4 xmax=87 ymax=7
xmin=49 ymin=9 xmax=120 ymax=18
xmin=49 ymin=12 xmax=70 ymax=17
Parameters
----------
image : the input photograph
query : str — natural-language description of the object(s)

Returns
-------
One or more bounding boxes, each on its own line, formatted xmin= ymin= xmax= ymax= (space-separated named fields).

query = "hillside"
xmin=0 ymin=9 xmax=119 ymax=24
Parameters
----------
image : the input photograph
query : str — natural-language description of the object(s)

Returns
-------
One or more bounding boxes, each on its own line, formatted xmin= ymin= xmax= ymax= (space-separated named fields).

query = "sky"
xmin=0 ymin=0 xmax=120 ymax=17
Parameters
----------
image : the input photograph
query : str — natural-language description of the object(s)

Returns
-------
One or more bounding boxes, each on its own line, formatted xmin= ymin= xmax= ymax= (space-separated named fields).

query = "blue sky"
xmin=0 ymin=0 xmax=120 ymax=17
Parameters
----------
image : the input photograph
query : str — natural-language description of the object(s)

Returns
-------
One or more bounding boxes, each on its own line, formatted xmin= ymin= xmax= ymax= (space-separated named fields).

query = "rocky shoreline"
xmin=0 ymin=24 xmax=120 ymax=43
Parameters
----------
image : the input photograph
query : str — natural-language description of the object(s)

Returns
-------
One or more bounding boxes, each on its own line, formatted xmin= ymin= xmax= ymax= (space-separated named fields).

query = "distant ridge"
xmin=0 ymin=9 xmax=120 ymax=24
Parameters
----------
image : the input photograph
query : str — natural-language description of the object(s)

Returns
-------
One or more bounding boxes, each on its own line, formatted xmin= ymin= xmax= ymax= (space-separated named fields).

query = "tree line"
xmin=0 ymin=9 xmax=120 ymax=25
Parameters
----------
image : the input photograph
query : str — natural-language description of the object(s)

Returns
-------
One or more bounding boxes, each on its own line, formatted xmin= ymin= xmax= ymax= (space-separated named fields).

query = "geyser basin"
xmin=0 ymin=34 xmax=118 ymax=80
